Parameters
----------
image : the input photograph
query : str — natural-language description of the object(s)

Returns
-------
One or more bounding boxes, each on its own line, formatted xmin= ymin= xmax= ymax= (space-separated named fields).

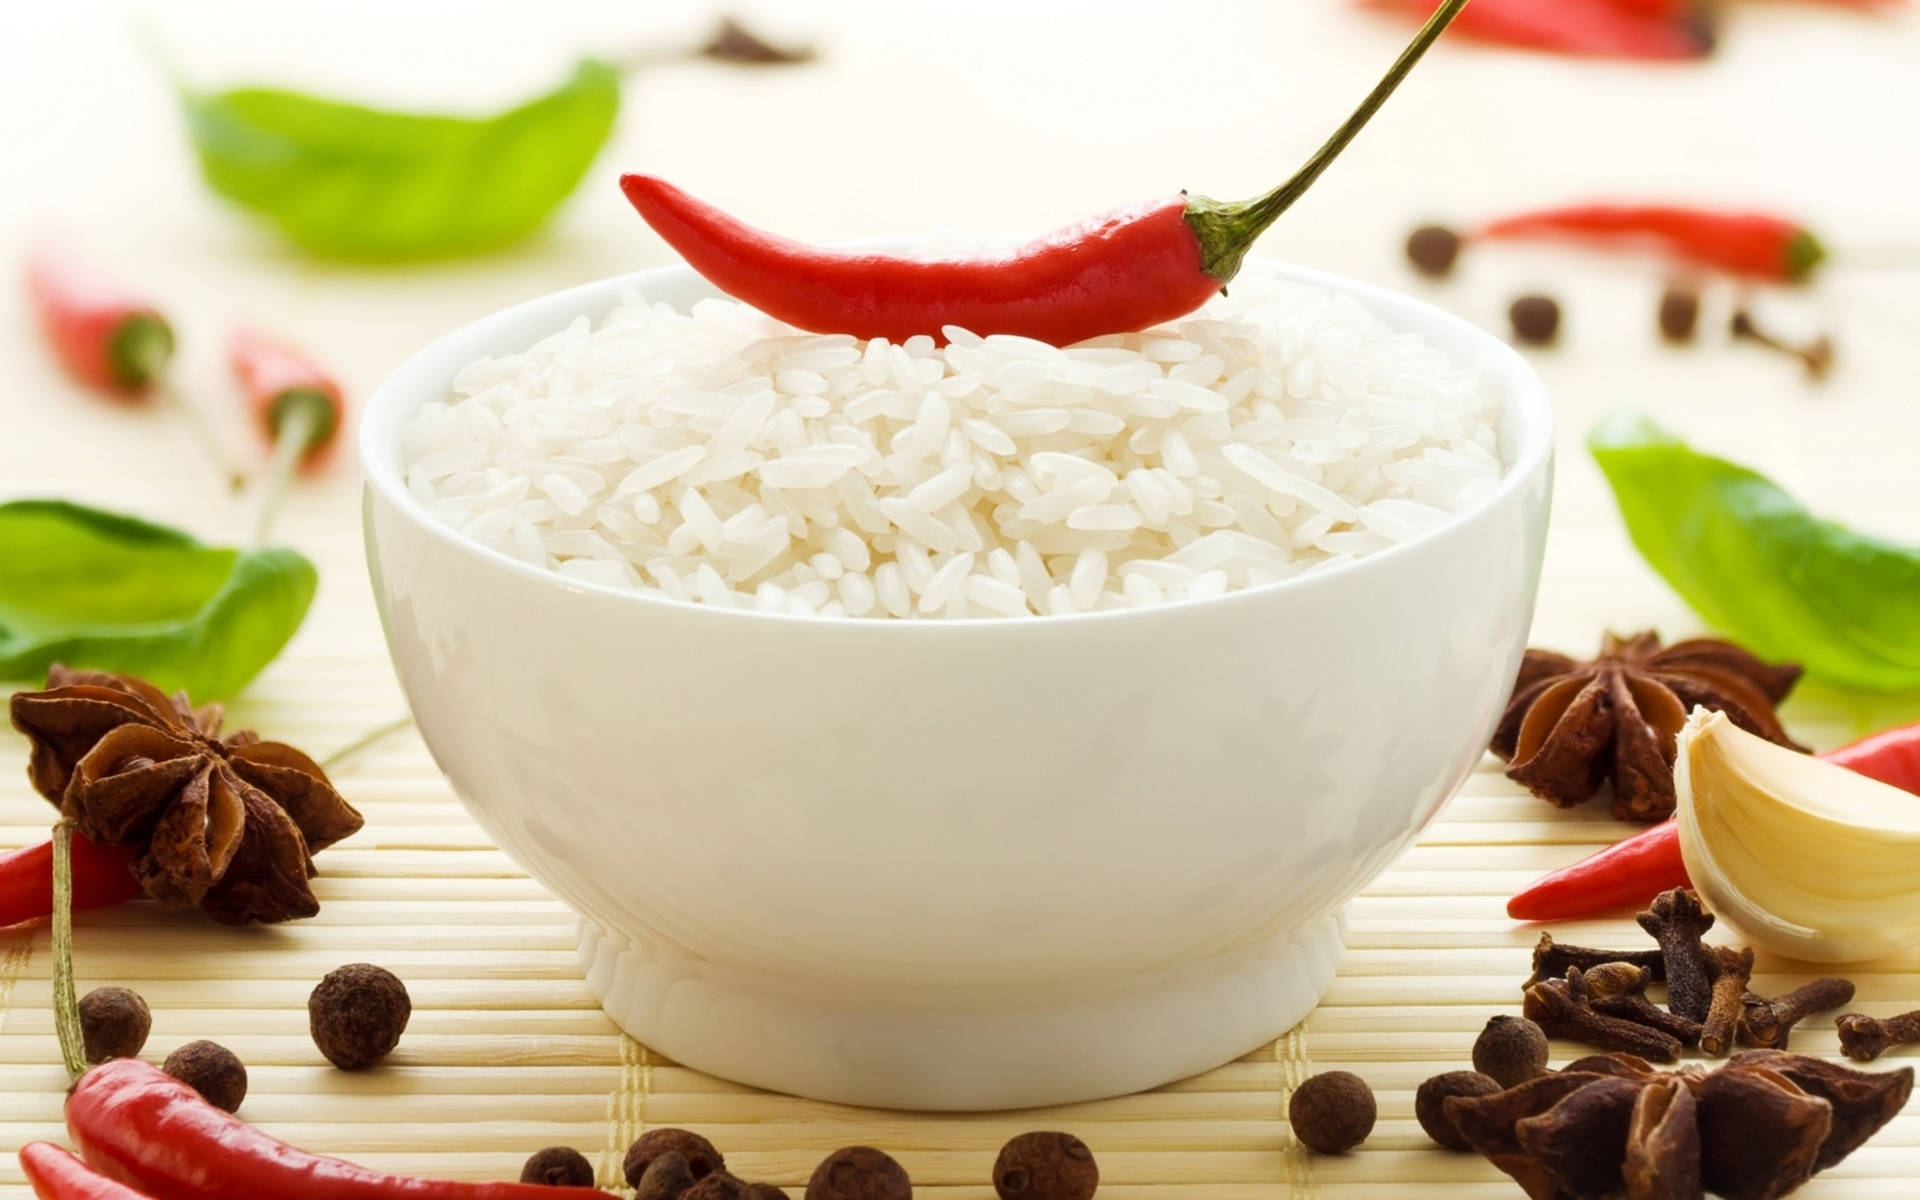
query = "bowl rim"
xmin=360 ymin=253 xmax=1554 ymax=631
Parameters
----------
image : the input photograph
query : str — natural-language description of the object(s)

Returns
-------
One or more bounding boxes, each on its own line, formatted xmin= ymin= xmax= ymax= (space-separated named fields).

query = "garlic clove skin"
xmin=1676 ymin=706 xmax=1920 ymax=964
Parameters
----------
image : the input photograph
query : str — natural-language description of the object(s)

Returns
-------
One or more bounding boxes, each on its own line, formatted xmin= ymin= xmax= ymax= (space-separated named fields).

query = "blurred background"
xmin=2 ymin=0 xmax=1917 ymax=674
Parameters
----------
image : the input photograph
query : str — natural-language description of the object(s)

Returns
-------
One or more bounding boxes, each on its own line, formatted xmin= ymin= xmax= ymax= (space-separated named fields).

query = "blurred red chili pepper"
xmin=1508 ymin=719 xmax=1920 ymax=921
xmin=21 ymin=1143 xmax=155 ymax=1200
xmin=26 ymin=247 xmax=176 ymax=399
xmin=68 ymin=1058 xmax=602 ymax=1200
xmin=1477 ymin=204 xmax=1826 ymax=281
xmin=230 ymin=329 xmax=345 ymax=543
xmin=0 ymin=835 xmax=140 ymax=930
xmin=1364 ymin=0 xmax=1711 ymax=60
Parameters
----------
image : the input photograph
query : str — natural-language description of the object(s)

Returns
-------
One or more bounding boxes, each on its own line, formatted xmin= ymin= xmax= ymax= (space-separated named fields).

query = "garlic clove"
xmin=1676 ymin=706 xmax=1920 ymax=964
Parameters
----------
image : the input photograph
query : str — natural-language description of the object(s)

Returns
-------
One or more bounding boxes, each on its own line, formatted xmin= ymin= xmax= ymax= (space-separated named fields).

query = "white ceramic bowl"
xmin=361 ymin=257 xmax=1553 ymax=1111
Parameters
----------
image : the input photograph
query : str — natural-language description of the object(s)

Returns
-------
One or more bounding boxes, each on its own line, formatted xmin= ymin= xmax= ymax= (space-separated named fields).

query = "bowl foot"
xmin=577 ymin=909 xmax=1346 ymax=1111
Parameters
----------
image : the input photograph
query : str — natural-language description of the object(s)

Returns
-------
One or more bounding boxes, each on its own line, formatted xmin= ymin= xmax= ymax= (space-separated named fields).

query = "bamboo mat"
xmin=4 ymin=656 xmax=1919 ymax=1199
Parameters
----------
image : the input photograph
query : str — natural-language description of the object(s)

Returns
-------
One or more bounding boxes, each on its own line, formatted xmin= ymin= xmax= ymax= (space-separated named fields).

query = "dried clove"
xmin=1738 ymin=978 xmax=1856 ymax=1050
xmin=1637 ymin=889 xmax=1716 ymax=1023
xmin=1836 ymin=1009 xmax=1920 ymax=1062
xmin=1730 ymin=307 xmax=1834 ymax=380
xmin=1529 ymin=932 xmax=1666 ymax=986
xmin=1699 ymin=945 xmax=1756 ymax=1057
xmin=1583 ymin=962 xmax=1705 ymax=1048
xmin=1524 ymin=971 xmax=1683 ymax=1063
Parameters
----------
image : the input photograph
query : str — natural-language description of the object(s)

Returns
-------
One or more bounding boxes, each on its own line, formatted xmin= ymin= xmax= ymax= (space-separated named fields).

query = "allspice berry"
xmin=521 ymin=1146 xmax=596 ymax=1187
xmin=636 ymin=1152 xmax=697 ymax=1200
xmin=1414 ymin=1070 xmax=1502 ymax=1151
xmin=685 ymin=1176 xmax=759 ymax=1200
xmin=805 ymin=1146 xmax=911 ymax=1200
xmin=1406 ymin=224 xmax=1462 ymax=278
xmin=1288 ymin=1071 xmax=1377 ymax=1155
xmin=1508 ymin=294 xmax=1562 ymax=346
xmin=309 ymin=963 xmax=410 ymax=1070
xmin=1473 ymin=1015 xmax=1549 ymax=1088
xmin=1659 ymin=285 xmax=1701 ymax=343
xmin=625 ymin=1130 xmax=725 ymax=1191
xmin=993 ymin=1131 xmax=1098 ymax=1200
xmin=78 ymin=986 xmax=151 ymax=1063
xmin=163 ymin=1040 xmax=248 ymax=1113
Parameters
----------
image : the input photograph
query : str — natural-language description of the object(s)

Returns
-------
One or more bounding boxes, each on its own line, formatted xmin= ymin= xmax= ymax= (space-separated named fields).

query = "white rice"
xmin=403 ymin=276 xmax=1503 ymax=619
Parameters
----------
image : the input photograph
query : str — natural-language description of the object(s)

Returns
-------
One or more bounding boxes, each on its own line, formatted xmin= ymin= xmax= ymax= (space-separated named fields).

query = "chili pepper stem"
xmin=51 ymin=822 xmax=85 ymax=1081
xmin=251 ymin=401 xmax=318 ymax=547
xmin=318 ymin=715 xmax=415 ymax=772
xmin=159 ymin=380 xmax=247 ymax=492
xmin=1184 ymin=0 xmax=1469 ymax=283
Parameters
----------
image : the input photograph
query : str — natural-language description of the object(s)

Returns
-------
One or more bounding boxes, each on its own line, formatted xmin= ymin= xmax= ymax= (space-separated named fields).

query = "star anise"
xmin=9 ymin=666 xmax=363 ymax=925
xmin=1447 ymin=1051 xmax=1911 ymax=1200
xmin=1490 ymin=631 xmax=1805 ymax=821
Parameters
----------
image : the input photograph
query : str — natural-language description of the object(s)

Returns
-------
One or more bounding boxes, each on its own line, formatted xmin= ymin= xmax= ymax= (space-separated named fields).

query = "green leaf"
xmin=0 ymin=501 xmax=316 ymax=700
xmin=181 ymin=58 xmax=620 ymax=261
xmin=1590 ymin=411 xmax=1920 ymax=692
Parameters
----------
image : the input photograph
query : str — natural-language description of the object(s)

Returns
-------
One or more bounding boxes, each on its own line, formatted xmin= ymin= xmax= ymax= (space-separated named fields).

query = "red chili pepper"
xmin=1476 ymin=204 xmax=1827 ymax=281
xmin=622 ymin=0 xmax=1470 ymax=347
xmin=1364 ymin=0 xmax=1711 ymax=60
xmin=68 ymin=1059 xmax=601 ymax=1200
xmin=21 ymin=1143 xmax=156 ymax=1200
xmin=26 ymin=247 xmax=177 ymax=399
xmin=229 ymin=328 xmax=346 ymax=544
xmin=0 ymin=835 xmax=141 ymax=929
xmin=1508 ymin=720 xmax=1920 ymax=921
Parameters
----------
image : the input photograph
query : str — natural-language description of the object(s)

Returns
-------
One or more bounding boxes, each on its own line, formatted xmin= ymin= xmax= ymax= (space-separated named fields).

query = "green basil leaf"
xmin=182 ymin=58 xmax=620 ymax=261
xmin=1590 ymin=411 xmax=1920 ymax=692
xmin=0 ymin=500 xmax=316 ymax=700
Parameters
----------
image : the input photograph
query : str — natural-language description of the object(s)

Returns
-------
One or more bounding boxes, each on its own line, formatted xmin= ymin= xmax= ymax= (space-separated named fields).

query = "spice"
xmin=309 ymin=962 xmax=411 ymax=1070
xmin=1739 ymin=979 xmax=1856 ymax=1050
xmin=750 ymin=1188 xmax=788 ymax=1200
xmin=1825 ymin=718 xmax=1920 ymax=793
xmin=636 ymin=1152 xmax=697 ymax=1200
xmin=1507 ymin=294 xmax=1562 ymax=346
xmin=1287 ymin=1071 xmax=1377 ymax=1154
xmin=1676 ymin=709 xmax=1920 ymax=962
xmin=1582 ymin=962 xmax=1704 ymax=1047
xmin=0 ymin=833 xmax=141 ymax=930
xmin=1367 ymin=0 xmax=1712 ymax=58
xmin=162 ymin=1040 xmax=249 ymax=1113
xmin=1637 ymin=888 xmax=1717 ymax=1023
xmin=1836 ymin=1010 xmax=1920 ymax=1062
xmin=1623 ymin=1075 xmax=1700 ymax=1200
xmin=685 ymin=1177 xmax=759 ymax=1200
xmin=805 ymin=1147 xmax=912 ymax=1200
xmin=1405 ymin=224 xmax=1462 ymax=276
xmin=1472 ymin=1015 xmax=1550 ymax=1088
xmin=626 ymin=1131 xmax=726 ymax=1190
xmin=700 ymin=16 xmax=815 ymax=65
xmin=9 ymin=667 xmax=363 ymax=925
xmin=1529 ymin=932 xmax=1667 ymax=984
xmin=67 ymin=1057 xmax=604 ymax=1198
xmin=19 ymin=1141 xmax=155 ymax=1200
xmin=1698 ymin=944 xmax=1756 ymax=1057
xmin=1730 ymin=307 xmax=1835 ymax=379
xmin=1415 ymin=1071 xmax=1502 ymax=1151
xmin=992 ymin=1132 xmax=1098 ymax=1200
xmin=1478 ymin=204 xmax=1826 ymax=281
xmin=1491 ymin=632 xmax=1802 ymax=821
xmin=230 ymin=328 xmax=348 ymax=544
xmin=1658 ymin=284 xmax=1701 ymax=342
xmin=623 ymin=1 xmax=1468 ymax=347
xmin=521 ymin=1148 xmax=595 ymax=1188
xmin=1507 ymin=820 xmax=1691 ymax=922
xmin=1731 ymin=1049 xmax=1916 ymax=1172
xmin=1692 ymin=1062 xmax=1828 ymax=1198
xmin=78 ymin=986 xmax=151 ymax=1063
xmin=1523 ymin=971 xmax=1684 ymax=1062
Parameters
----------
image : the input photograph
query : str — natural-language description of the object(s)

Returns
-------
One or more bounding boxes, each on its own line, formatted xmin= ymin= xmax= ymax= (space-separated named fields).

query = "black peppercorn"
xmin=309 ymin=963 xmax=410 ymax=1070
xmin=521 ymin=1146 xmax=596 ymax=1187
xmin=685 ymin=1175 xmax=759 ymax=1200
xmin=1406 ymin=224 xmax=1462 ymax=278
xmin=163 ymin=1040 xmax=248 ymax=1113
xmin=625 ymin=1130 xmax=726 ymax=1191
xmin=1473 ymin=1014 xmax=1550 ymax=1088
xmin=1659 ymin=285 xmax=1701 ymax=343
xmin=992 ymin=1131 xmax=1097 ymax=1200
xmin=1508 ymin=294 xmax=1562 ymax=346
xmin=1289 ymin=1071 xmax=1376 ymax=1154
xmin=1415 ymin=1070 xmax=1502 ymax=1151
xmin=78 ymin=986 xmax=150 ymax=1063
xmin=805 ymin=1146 xmax=911 ymax=1200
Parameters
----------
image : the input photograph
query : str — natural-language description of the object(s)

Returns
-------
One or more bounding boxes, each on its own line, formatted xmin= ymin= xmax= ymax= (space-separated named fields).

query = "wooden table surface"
xmin=3 ymin=1 xmax=1919 ymax=1195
